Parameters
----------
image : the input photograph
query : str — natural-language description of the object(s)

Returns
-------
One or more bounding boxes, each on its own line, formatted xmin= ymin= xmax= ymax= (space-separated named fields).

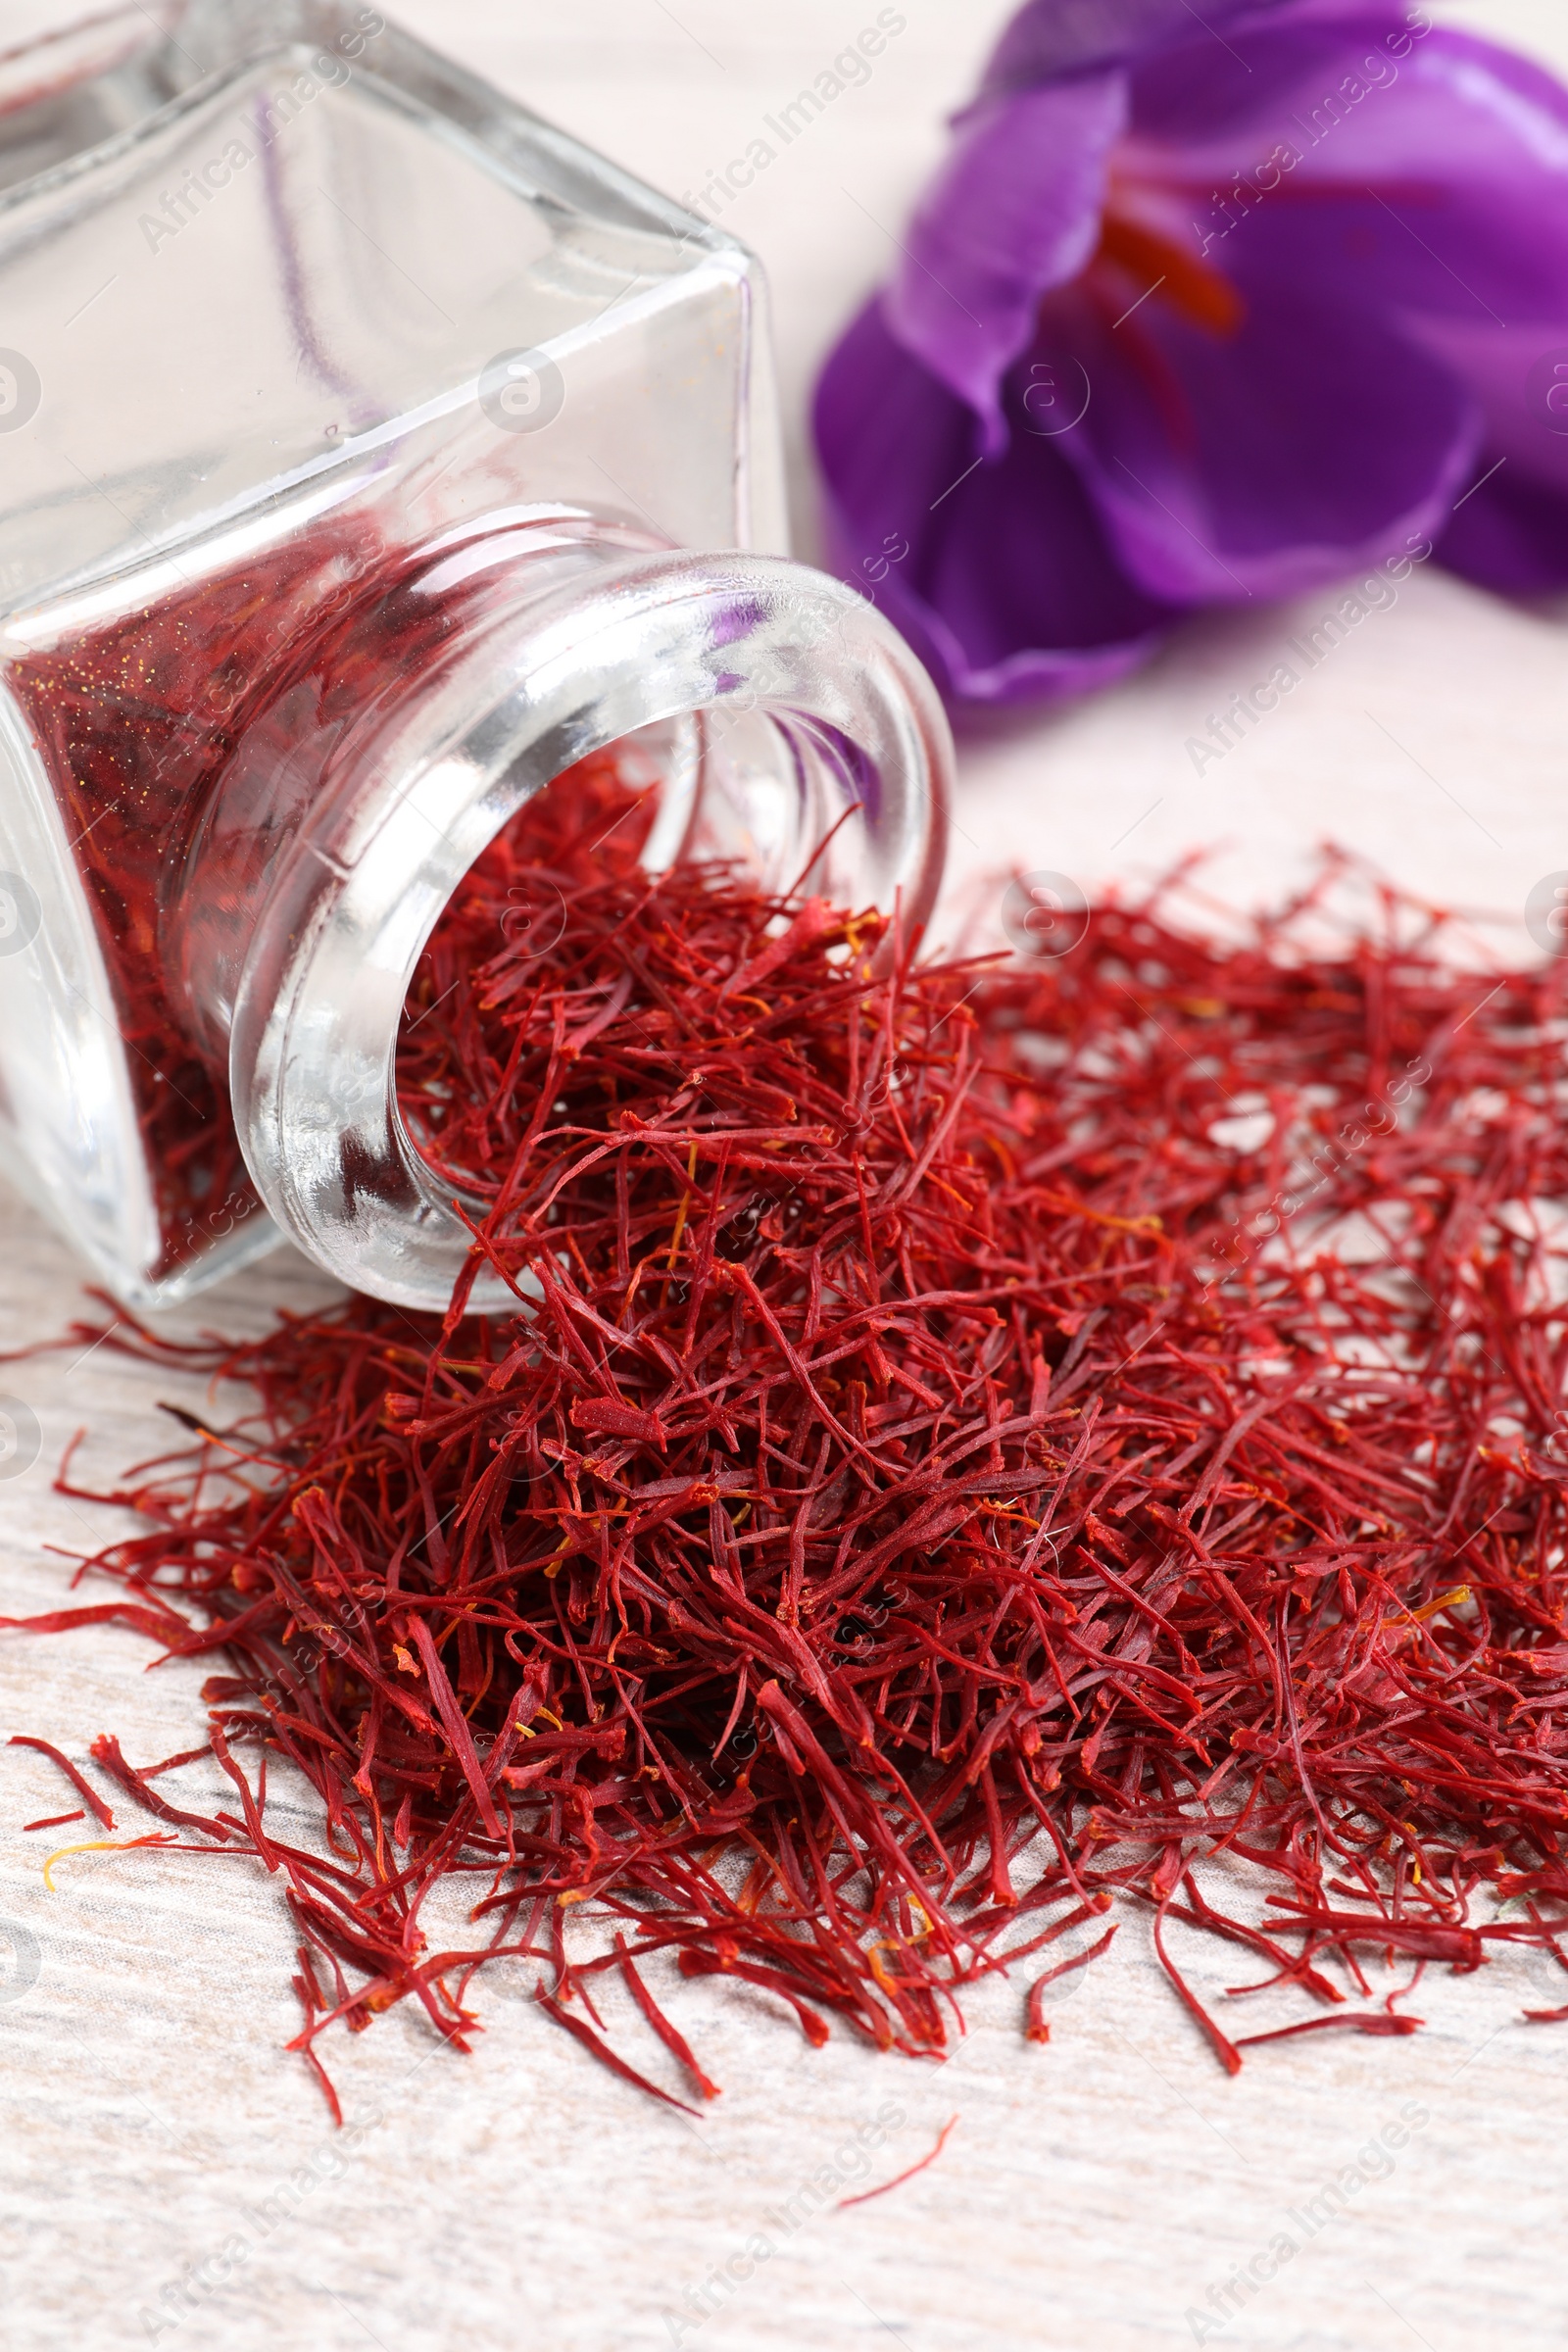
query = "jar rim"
xmin=229 ymin=542 xmax=952 ymax=1309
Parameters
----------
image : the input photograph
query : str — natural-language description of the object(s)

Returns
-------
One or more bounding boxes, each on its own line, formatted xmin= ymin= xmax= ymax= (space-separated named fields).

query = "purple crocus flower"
xmin=812 ymin=0 xmax=1568 ymax=709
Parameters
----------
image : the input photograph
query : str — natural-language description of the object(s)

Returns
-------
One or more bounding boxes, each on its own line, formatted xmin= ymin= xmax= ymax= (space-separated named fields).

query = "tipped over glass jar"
xmin=0 ymin=2 xmax=951 ymax=1309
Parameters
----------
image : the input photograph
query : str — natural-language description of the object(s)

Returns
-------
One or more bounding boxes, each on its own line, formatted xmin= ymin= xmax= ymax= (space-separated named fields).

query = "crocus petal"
xmin=1436 ymin=455 xmax=1568 ymax=593
xmin=814 ymin=299 xmax=1174 ymax=707
xmin=1421 ymin=311 xmax=1568 ymax=589
xmin=885 ymin=76 xmax=1127 ymax=454
xmin=1398 ymin=318 xmax=1568 ymax=498
xmin=1200 ymin=180 xmax=1568 ymax=334
xmin=1131 ymin=26 xmax=1568 ymax=326
xmin=1127 ymin=7 xmax=1448 ymax=147
xmin=816 ymin=0 xmax=1568 ymax=710
xmin=981 ymin=0 xmax=1310 ymax=92
xmin=1044 ymin=277 xmax=1479 ymax=601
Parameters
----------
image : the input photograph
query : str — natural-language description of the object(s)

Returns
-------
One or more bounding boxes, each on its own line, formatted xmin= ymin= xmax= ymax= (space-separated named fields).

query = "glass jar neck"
xmin=171 ymin=507 xmax=668 ymax=1063
xmin=172 ymin=505 xmax=952 ymax=1309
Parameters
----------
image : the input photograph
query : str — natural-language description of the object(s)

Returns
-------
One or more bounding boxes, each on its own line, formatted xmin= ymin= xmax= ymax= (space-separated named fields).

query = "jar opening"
xmin=391 ymin=701 xmax=885 ymax=1217
xmin=394 ymin=738 xmax=666 ymax=1213
xmin=229 ymin=548 xmax=951 ymax=1310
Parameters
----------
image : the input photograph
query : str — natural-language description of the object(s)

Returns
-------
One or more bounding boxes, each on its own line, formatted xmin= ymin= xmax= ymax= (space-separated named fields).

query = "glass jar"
xmin=0 ymin=1 xmax=951 ymax=1311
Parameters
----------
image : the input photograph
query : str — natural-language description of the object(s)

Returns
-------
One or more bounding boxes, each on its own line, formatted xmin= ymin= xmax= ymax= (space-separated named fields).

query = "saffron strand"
xmin=838 ymin=2115 xmax=959 ymax=2209
xmin=537 ymin=1992 xmax=701 ymax=2116
xmin=615 ymin=1934 xmax=722 ymax=2101
xmin=9 ymin=777 xmax=1568 ymax=2111
xmin=1233 ymin=2014 xmax=1423 ymax=2048
xmin=8 ymin=1735 xmax=115 ymax=1828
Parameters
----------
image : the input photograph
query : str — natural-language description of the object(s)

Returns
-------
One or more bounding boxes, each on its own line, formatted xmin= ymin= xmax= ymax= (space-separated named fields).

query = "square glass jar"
xmin=0 ymin=3 xmax=948 ymax=1309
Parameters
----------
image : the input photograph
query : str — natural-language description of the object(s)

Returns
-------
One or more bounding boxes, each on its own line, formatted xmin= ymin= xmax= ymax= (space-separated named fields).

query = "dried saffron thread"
xmin=5 ymin=530 xmax=374 ymax=1278
xmin=8 ymin=781 xmax=1568 ymax=2114
xmin=3 ymin=521 xmax=610 ymax=1281
xmin=838 ymin=2114 xmax=959 ymax=2209
xmin=8 ymin=1734 xmax=116 ymax=1828
xmin=40 ymin=1837 xmax=176 ymax=1891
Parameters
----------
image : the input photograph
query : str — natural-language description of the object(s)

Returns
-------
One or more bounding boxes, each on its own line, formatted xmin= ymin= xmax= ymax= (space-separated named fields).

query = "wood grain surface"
xmin=4 ymin=7 xmax=1568 ymax=2348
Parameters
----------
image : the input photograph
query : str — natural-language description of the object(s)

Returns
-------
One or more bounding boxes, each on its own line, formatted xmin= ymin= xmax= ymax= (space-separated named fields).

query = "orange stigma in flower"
xmin=1093 ymin=210 xmax=1246 ymax=335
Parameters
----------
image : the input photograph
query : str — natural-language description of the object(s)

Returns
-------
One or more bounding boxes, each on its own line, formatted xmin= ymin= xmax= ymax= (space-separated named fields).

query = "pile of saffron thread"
xmin=10 ymin=758 xmax=1568 ymax=2117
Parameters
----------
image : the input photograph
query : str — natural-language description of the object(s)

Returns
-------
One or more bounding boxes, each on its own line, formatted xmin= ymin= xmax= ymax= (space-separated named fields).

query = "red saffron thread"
xmin=8 ymin=789 xmax=1568 ymax=2114
xmin=839 ymin=2115 xmax=959 ymax=2209
xmin=1231 ymin=2013 xmax=1423 ymax=2048
xmin=614 ymin=1933 xmax=722 ymax=2101
xmin=8 ymin=1735 xmax=116 ymax=1828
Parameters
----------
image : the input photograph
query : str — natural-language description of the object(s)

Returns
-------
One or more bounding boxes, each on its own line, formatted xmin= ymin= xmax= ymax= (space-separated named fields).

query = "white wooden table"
xmin=5 ymin=7 xmax=1568 ymax=2347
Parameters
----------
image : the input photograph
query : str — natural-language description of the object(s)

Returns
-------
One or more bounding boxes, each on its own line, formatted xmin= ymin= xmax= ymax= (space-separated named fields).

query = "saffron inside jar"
xmin=11 ymin=787 xmax=1568 ymax=2114
xmin=6 ymin=530 xmax=660 ymax=1282
xmin=8 ymin=531 xmax=387 ymax=1277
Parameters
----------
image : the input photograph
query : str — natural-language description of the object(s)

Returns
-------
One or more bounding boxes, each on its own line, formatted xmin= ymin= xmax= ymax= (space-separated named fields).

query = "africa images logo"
xmin=0 ymin=350 xmax=41 ymax=431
